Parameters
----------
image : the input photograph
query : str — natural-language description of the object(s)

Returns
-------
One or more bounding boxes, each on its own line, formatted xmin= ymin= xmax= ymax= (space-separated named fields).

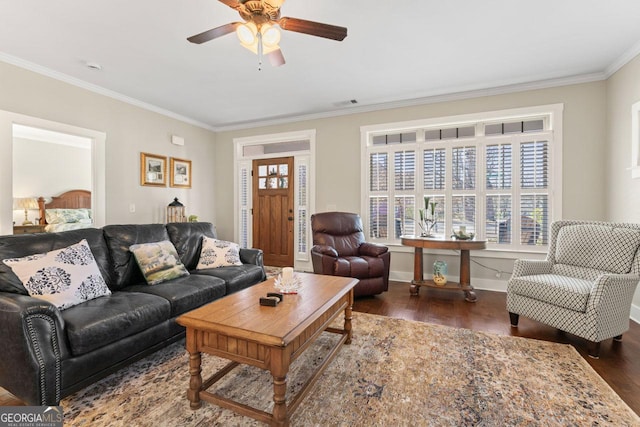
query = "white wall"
xmin=215 ymin=81 xmax=608 ymax=288
xmin=0 ymin=60 xmax=217 ymax=234
xmin=606 ymin=53 xmax=640 ymax=314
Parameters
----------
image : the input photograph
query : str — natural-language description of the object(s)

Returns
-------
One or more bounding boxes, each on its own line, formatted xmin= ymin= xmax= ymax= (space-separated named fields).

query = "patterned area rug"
xmin=62 ymin=313 xmax=639 ymax=426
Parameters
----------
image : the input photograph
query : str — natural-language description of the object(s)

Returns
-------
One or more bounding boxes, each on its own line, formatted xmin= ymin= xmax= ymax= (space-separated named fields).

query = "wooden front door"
xmin=252 ymin=157 xmax=294 ymax=267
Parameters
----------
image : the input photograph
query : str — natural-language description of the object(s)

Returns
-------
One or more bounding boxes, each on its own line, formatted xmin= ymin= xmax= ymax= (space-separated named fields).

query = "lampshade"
xmin=236 ymin=22 xmax=281 ymax=55
xmin=13 ymin=197 xmax=39 ymax=225
xmin=13 ymin=197 xmax=38 ymax=211
xmin=236 ymin=22 xmax=258 ymax=45
xmin=261 ymin=24 xmax=281 ymax=47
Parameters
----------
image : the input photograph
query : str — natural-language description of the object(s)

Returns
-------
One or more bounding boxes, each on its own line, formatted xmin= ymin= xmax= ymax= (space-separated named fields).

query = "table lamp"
xmin=13 ymin=197 xmax=39 ymax=225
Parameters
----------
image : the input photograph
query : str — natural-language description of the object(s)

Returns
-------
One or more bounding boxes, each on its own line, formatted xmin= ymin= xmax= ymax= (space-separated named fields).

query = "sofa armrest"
xmin=511 ymin=259 xmax=553 ymax=278
xmin=239 ymin=248 xmax=264 ymax=267
xmin=239 ymin=248 xmax=266 ymax=281
xmin=359 ymin=242 xmax=388 ymax=257
xmin=0 ymin=293 xmax=68 ymax=405
xmin=311 ymin=245 xmax=338 ymax=258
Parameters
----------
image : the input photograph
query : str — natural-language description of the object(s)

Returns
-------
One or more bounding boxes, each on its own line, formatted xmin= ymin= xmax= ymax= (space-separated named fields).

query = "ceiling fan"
xmin=187 ymin=0 xmax=348 ymax=69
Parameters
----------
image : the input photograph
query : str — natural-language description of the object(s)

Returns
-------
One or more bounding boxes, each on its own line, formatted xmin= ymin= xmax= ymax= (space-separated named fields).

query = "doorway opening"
xmin=234 ymin=130 xmax=315 ymax=271
xmin=0 ymin=110 xmax=106 ymax=235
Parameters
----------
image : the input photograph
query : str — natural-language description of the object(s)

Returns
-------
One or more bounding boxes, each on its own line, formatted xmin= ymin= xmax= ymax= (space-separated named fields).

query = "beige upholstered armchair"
xmin=507 ymin=220 xmax=640 ymax=358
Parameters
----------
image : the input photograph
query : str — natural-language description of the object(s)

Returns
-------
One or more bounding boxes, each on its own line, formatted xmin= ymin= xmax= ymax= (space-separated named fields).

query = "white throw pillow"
xmin=2 ymin=239 xmax=111 ymax=310
xmin=196 ymin=237 xmax=243 ymax=269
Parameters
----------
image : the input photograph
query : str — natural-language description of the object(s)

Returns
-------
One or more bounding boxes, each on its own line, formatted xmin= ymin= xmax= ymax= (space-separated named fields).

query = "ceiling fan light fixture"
xmin=261 ymin=24 xmax=281 ymax=47
xmin=236 ymin=22 xmax=258 ymax=45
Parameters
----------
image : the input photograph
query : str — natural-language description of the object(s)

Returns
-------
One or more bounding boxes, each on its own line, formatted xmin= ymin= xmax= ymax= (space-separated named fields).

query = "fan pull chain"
xmin=257 ymin=31 xmax=264 ymax=71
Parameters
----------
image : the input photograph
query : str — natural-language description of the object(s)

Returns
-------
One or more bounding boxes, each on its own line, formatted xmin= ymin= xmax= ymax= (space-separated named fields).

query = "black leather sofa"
xmin=0 ymin=222 xmax=265 ymax=406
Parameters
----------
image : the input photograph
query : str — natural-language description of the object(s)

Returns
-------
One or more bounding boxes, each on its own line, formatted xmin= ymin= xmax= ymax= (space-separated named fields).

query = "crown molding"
xmin=215 ymin=72 xmax=607 ymax=132
xmin=605 ymin=39 xmax=640 ymax=78
xmin=0 ymin=53 xmax=216 ymax=132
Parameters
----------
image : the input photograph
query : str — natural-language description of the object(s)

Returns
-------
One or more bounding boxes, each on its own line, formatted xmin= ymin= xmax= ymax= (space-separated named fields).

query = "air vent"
xmin=333 ymin=99 xmax=358 ymax=107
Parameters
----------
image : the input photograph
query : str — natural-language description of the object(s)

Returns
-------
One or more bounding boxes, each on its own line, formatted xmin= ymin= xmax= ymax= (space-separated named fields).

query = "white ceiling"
xmin=2 ymin=0 xmax=640 ymax=131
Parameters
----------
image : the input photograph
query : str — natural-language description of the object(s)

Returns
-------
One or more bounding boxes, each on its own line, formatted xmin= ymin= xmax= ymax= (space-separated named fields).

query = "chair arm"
xmin=359 ymin=242 xmax=389 ymax=257
xmin=511 ymin=259 xmax=553 ymax=278
xmin=311 ymin=245 xmax=338 ymax=258
xmin=586 ymin=273 xmax=640 ymax=340
xmin=0 ymin=293 xmax=68 ymax=405
xmin=311 ymin=245 xmax=339 ymax=275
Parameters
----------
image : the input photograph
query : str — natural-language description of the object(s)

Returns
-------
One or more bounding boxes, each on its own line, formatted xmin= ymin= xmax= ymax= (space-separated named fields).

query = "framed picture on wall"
xmin=140 ymin=152 xmax=167 ymax=187
xmin=170 ymin=157 xmax=192 ymax=188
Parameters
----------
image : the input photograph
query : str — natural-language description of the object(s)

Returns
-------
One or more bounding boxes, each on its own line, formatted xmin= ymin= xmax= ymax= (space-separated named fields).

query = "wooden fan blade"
xmin=278 ymin=17 xmax=347 ymax=41
xmin=187 ymin=22 xmax=240 ymax=44
xmin=217 ymin=0 xmax=241 ymax=10
xmin=267 ymin=48 xmax=286 ymax=67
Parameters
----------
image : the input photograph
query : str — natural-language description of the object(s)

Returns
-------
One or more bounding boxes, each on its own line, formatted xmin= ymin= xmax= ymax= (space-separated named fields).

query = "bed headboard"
xmin=38 ymin=190 xmax=92 ymax=225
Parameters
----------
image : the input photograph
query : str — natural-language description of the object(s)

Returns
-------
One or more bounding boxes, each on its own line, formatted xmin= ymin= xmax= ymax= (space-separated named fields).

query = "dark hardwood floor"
xmin=2 ymin=281 xmax=639 ymax=415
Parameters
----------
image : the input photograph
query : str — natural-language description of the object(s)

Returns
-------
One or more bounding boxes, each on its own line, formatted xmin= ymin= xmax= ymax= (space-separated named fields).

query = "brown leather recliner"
xmin=311 ymin=212 xmax=390 ymax=297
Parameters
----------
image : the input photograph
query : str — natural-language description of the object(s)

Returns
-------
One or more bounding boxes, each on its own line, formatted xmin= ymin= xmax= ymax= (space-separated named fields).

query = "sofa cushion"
xmin=103 ymin=224 xmax=170 ymax=290
xmin=196 ymin=237 xmax=243 ymax=269
xmin=2 ymin=239 xmax=111 ymax=310
xmin=122 ymin=274 xmax=226 ymax=316
xmin=0 ymin=228 xmax=112 ymax=294
xmin=508 ymin=274 xmax=593 ymax=312
xmin=166 ymin=222 xmax=217 ymax=270
xmin=129 ymin=240 xmax=190 ymax=285
xmin=60 ymin=291 xmax=171 ymax=356
xmin=193 ymin=264 xmax=265 ymax=295
xmin=554 ymin=225 xmax=640 ymax=274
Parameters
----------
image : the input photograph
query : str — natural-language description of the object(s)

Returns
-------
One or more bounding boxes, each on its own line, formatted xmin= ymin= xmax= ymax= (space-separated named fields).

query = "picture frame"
xmin=170 ymin=157 xmax=192 ymax=188
xmin=140 ymin=152 xmax=167 ymax=187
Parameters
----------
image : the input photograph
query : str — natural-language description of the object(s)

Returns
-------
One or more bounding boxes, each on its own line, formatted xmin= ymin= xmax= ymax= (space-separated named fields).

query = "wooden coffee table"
xmin=176 ymin=273 xmax=358 ymax=426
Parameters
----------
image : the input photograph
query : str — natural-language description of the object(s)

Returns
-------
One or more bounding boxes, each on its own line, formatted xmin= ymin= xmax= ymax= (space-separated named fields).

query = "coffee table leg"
xmin=345 ymin=289 xmax=354 ymax=345
xmin=271 ymin=350 xmax=290 ymax=426
xmin=187 ymin=351 xmax=202 ymax=410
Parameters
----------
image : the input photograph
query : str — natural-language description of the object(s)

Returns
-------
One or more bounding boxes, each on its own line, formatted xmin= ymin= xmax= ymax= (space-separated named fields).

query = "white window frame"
xmin=361 ymin=104 xmax=563 ymax=254
xmin=233 ymin=129 xmax=316 ymax=271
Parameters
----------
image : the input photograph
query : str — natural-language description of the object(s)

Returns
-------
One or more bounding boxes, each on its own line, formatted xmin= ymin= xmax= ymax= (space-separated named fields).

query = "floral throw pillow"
xmin=129 ymin=240 xmax=190 ymax=285
xmin=196 ymin=237 xmax=243 ymax=269
xmin=45 ymin=208 xmax=92 ymax=224
xmin=2 ymin=239 xmax=111 ymax=310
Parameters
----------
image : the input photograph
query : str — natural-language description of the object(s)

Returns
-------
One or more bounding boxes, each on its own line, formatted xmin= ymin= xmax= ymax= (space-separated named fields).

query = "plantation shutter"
xmin=369 ymin=152 xmax=388 ymax=238
xmin=519 ymin=140 xmax=549 ymax=246
xmin=238 ymin=161 xmax=251 ymax=248
xmin=485 ymin=144 xmax=513 ymax=244
xmin=295 ymin=157 xmax=309 ymax=261
xmin=394 ymin=150 xmax=415 ymax=238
